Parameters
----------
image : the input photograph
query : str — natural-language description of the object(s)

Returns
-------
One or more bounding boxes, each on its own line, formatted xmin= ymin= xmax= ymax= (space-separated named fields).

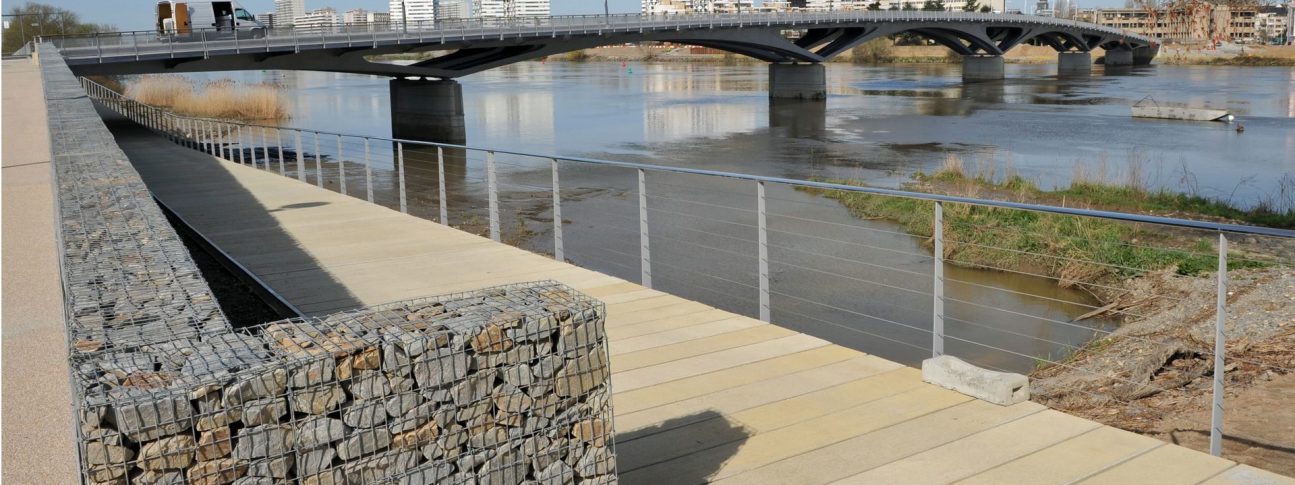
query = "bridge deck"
xmin=104 ymin=116 xmax=1287 ymax=484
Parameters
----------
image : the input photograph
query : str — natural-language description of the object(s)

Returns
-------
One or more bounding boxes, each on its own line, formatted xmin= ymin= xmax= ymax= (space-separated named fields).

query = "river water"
xmin=175 ymin=62 xmax=1295 ymax=371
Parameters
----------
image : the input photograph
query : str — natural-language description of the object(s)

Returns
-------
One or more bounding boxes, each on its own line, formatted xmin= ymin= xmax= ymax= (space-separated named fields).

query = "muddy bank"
xmin=1031 ymin=267 xmax=1295 ymax=476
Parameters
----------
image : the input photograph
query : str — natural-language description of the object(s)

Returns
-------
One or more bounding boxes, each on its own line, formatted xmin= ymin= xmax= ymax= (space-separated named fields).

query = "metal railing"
xmin=82 ymin=77 xmax=1292 ymax=460
xmin=44 ymin=11 xmax=1153 ymax=62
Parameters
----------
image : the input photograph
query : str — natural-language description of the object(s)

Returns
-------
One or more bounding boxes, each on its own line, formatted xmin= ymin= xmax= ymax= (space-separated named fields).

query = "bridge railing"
xmin=80 ymin=76 xmax=1291 ymax=460
xmin=43 ymin=11 xmax=1148 ymax=61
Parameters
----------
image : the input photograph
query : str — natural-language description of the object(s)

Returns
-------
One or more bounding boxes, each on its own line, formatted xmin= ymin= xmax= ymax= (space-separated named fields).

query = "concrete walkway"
xmin=1 ymin=59 xmax=79 ymax=483
xmin=103 ymin=113 xmax=1293 ymax=484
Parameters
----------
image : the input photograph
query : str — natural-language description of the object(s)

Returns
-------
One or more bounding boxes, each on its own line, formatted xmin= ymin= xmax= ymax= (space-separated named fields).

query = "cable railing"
xmin=44 ymin=11 xmax=1153 ymax=61
xmin=83 ymin=76 xmax=1294 ymax=462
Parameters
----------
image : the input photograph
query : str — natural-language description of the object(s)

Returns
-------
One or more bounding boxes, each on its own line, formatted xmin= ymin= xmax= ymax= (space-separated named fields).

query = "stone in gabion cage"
xmin=73 ymin=282 xmax=617 ymax=484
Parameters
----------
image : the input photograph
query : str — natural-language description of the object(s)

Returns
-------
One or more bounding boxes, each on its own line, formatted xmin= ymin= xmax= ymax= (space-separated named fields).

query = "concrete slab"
xmin=1075 ymin=443 xmax=1237 ymax=485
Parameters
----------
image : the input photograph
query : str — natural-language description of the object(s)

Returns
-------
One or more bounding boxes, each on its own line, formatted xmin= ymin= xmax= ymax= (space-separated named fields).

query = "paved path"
xmin=103 ymin=115 xmax=1293 ymax=484
xmin=1 ymin=59 xmax=79 ymax=483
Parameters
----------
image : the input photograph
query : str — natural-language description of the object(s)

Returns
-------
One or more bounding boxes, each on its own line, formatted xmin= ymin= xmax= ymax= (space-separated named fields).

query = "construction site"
xmin=1076 ymin=0 xmax=1291 ymax=45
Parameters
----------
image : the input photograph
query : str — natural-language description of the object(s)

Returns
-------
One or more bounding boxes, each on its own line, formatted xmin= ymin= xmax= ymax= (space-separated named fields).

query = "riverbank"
xmin=125 ymin=75 xmax=290 ymax=121
xmin=1032 ymin=266 xmax=1295 ymax=475
xmin=804 ymin=163 xmax=1290 ymax=304
xmin=1158 ymin=44 xmax=1295 ymax=67
xmin=807 ymin=162 xmax=1295 ymax=475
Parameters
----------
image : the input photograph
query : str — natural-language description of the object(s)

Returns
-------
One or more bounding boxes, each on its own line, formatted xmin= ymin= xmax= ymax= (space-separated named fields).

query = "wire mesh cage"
xmin=72 ymin=281 xmax=616 ymax=485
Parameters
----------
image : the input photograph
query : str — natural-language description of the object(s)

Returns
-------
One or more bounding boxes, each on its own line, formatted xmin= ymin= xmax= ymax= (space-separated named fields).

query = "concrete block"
xmin=768 ymin=63 xmax=826 ymax=100
xmin=1057 ymin=52 xmax=1092 ymax=76
xmin=1104 ymin=48 xmax=1133 ymax=66
xmin=921 ymin=355 xmax=1028 ymax=406
xmin=961 ymin=55 xmax=1004 ymax=82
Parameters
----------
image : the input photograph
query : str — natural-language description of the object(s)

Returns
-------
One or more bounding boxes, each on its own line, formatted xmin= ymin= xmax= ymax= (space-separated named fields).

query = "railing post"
xmin=295 ymin=131 xmax=306 ymax=182
xmin=397 ymin=142 xmax=407 ymax=213
xmin=337 ymin=134 xmax=346 ymax=196
xmin=364 ymin=138 xmax=374 ymax=203
xmin=932 ymin=200 xmax=945 ymax=357
xmin=260 ymin=127 xmax=269 ymax=170
xmin=437 ymin=146 xmax=448 ymax=225
xmin=487 ymin=151 xmax=500 ymax=242
xmin=758 ymin=180 xmax=770 ymax=322
xmin=237 ymin=125 xmax=245 ymax=164
xmin=276 ymin=129 xmax=286 ymax=175
xmin=1210 ymin=232 xmax=1228 ymax=457
xmin=314 ymin=132 xmax=323 ymax=187
xmin=552 ymin=158 xmax=563 ymax=261
xmin=639 ymin=168 xmax=652 ymax=288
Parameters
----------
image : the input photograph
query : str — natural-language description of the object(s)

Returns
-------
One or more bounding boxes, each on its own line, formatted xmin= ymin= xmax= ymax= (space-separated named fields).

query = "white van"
xmin=156 ymin=1 xmax=266 ymax=37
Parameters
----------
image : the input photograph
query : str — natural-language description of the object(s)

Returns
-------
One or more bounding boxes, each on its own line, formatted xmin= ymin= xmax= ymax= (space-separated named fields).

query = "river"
xmin=172 ymin=61 xmax=1295 ymax=371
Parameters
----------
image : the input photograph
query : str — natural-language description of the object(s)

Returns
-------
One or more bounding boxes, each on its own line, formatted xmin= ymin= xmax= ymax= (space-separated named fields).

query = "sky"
xmin=17 ymin=0 xmax=1127 ymax=31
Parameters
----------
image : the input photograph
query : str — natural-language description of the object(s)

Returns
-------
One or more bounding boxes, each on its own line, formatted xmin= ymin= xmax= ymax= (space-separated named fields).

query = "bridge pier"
xmin=1132 ymin=45 xmax=1158 ymax=65
xmin=1104 ymin=48 xmax=1134 ymax=66
xmin=389 ymin=78 xmax=466 ymax=144
xmin=1057 ymin=52 xmax=1092 ymax=76
xmin=962 ymin=55 xmax=1004 ymax=82
xmin=768 ymin=63 xmax=826 ymax=100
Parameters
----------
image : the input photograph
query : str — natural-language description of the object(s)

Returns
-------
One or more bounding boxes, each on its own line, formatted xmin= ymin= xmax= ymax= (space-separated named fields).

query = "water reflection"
xmin=167 ymin=61 xmax=1294 ymax=371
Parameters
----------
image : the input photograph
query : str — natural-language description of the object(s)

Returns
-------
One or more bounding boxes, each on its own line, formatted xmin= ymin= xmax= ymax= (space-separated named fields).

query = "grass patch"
xmin=1161 ymin=56 xmax=1295 ymax=67
xmin=127 ymin=75 xmax=289 ymax=121
xmin=803 ymin=167 xmax=1271 ymax=296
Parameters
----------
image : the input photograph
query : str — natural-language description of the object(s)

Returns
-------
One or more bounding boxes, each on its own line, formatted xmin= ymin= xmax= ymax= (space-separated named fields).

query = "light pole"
xmin=401 ymin=0 xmax=408 ymax=33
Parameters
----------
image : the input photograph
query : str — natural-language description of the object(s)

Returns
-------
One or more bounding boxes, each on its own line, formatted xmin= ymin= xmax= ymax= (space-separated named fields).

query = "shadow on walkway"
xmin=616 ymin=410 xmax=752 ymax=484
xmin=96 ymin=104 xmax=365 ymax=320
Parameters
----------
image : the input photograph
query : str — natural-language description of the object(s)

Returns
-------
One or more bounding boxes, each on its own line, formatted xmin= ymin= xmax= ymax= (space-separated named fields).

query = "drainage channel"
xmin=155 ymin=197 xmax=303 ymax=328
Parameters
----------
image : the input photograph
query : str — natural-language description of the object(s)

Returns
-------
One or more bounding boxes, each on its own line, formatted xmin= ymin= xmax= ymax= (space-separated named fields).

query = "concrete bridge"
xmin=49 ymin=12 xmax=1155 ymax=99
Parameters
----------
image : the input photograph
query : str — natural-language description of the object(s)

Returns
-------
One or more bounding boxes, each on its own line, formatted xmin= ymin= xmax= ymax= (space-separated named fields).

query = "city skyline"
xmin=14 ymin=0 xmax=1147 ymax=31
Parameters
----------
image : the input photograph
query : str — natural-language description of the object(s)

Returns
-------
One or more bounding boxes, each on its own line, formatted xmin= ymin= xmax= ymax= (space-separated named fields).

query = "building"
xmin=292 ymin=7 xmax=339 ymax=31
xmin=274 ymin=0 xmax=306 ymax=27
xmin=438 ymin=0 xmax=471 ymax=20
xmin=1034 ymin=0 xmax=1049 ymax=14
xmin=390 ymin=0 xmax=436 ymax=25
xmin=1255 ymin=5 xmax=1289 ymax=44
xmin=343 ymin=8 xmax=391 ymax=25
xmin=256 ymin=12 xmax=275 ymax=28
xmin=477 ymin=0 xmax=551 ymax=18
xmin=642 ymin=0 xmax=695 ymax=14
xmin=711 ymin=0 xmax=754 ymax=13
xmin=1076 ymin=4 xmax=1259 ymax=44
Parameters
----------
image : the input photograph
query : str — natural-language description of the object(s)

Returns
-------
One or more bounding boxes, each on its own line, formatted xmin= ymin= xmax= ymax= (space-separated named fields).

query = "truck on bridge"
xmin=154 ymin=1 xmax=265 ymax=39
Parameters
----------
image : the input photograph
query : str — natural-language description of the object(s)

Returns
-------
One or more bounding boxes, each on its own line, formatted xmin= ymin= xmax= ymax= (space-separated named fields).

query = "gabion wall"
xmin=74 ymin=282 xmax=616 ymax=485
xmin=39 ymin=43 xmax=230 ymax=355
xmin=39 ymin=46 xmax=617 ymax=485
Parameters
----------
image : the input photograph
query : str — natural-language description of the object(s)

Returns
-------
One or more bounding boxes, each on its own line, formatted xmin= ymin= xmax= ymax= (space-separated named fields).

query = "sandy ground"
xmin=1 ymin=58 xmax=80 ymax=482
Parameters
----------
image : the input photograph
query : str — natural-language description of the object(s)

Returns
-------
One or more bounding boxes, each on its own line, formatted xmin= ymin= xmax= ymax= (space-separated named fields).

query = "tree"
xmin=962 ymin=0 xmax=981 ymax=11
xmin=868 ymin=1 xmax=884 ymax=10
xmin=921 ymin=0 xmax=947 ymax=10
xmin=902 ymin=2 xmax=920 ymax=10
xmin=3 ymin=2 xmax=114 ymax=54
xmin=979 ymin=5 xmax=992 ymax=12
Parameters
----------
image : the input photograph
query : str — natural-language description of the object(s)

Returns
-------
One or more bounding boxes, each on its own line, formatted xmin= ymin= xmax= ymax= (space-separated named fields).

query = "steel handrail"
xmin=99 ymin=92 xmax=1292 ymax=239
